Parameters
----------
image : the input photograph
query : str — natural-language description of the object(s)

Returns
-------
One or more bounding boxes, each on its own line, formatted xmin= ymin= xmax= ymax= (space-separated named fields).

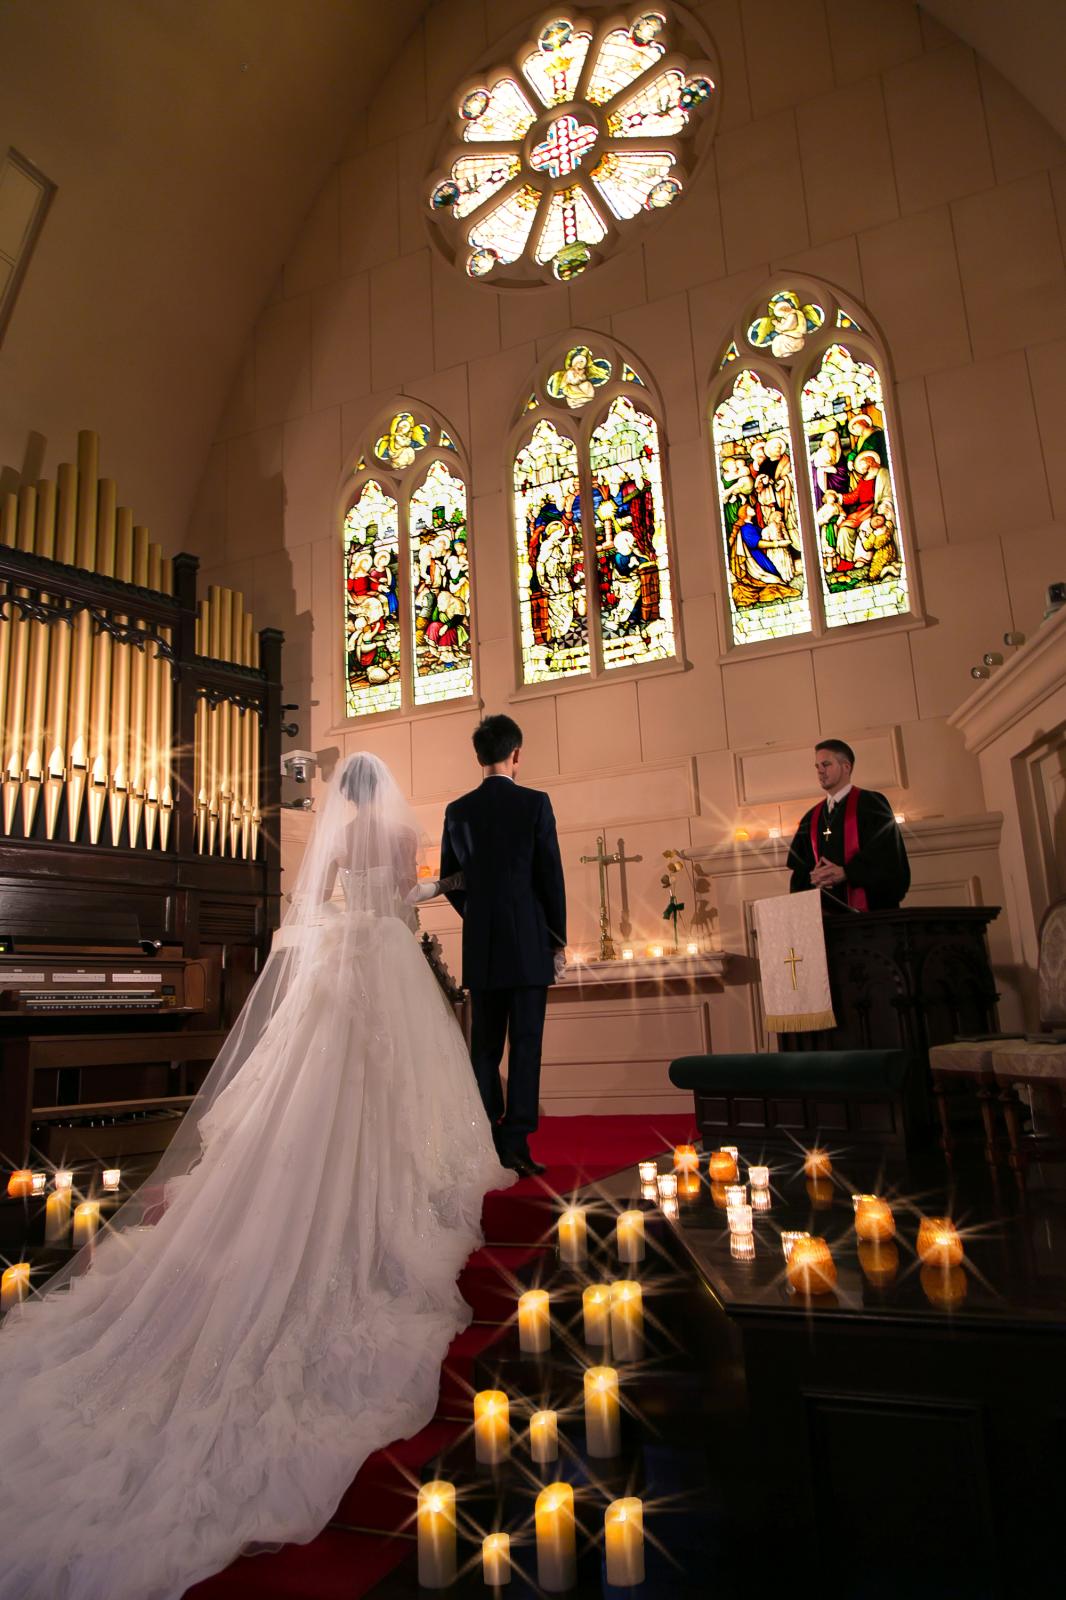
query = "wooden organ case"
xmin=0 ymin=430 xmax=282 ymax=1172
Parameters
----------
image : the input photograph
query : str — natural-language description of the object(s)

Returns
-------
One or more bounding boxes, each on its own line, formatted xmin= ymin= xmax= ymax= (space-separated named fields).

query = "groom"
xmin=439 ymin=715 xmax=567 ymax=1178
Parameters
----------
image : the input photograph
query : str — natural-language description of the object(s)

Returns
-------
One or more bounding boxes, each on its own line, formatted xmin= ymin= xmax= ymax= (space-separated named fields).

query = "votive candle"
xmin=724 ymin=1184 xmax=747 ymax=1208
xmin=609 ymin=1280 xmax=644 ymax=1361
xmin=727 ymin=1203 xmax=753 ymax=1236
xmin=804 ymin=1149 xmax=833 ymax=1178
xmin=72 ymin=1200 xmax=100 ymax=1249
xmin=786 ymin=1236 xmax=837 ymax=1295
xmin=557 ymin=1207 xmax=587 ymax=1265
xmin=673 ymin=1144 xmax=699 ymax=1173
xmin=661 ymin=1197 xmax=679 ymax=1220
xmin=101 ymin=1168 xmax=121 ymax=1193
xmin=54 ymin=1169 xmax=74 ymax=1191
xmin=708 ymin=1151 xmax=738 ymax=1183
xmin=638 ymin=1160 xmax=657 ymax=1183
xmin=854 ymin=1196 xmax=895 ymax=1243
xmin=6 ymin=1170 xmax=32 ymax=1199
xmin=616 ymin=1210 xmax=645 ymax=1263
xmin=30 ymin=1171 xmax=46 ymax=1196
xmin=584 ymin=1365 xmax=621 ymax=1457
xmin=677 ymin=1172 xmax=700 ymax=1200
xmin=530 ymin=1409 xmax=559 ymax=1465
xmin=517 ymin=1289 xmax=550 ymax=1354
xmin=417 ymin=1481 xmax=456 ymax=1588
xmin=640 ymin=1181 xmax=657 ymax=1201
xmin=722 ymin=1145 xmax=739 ymax=1160
xmin=1 ymin=1262 xmax=30 ymax=1311
xmin=730 ymin=1233 xmax=756 ymax=1262
xmin=752 ymin=1188 xmax=772 ymax=1212
xmin=582 ymin=1284 xmax=611 ymax=1347
xmin=45 ymin=1187 xmax=72 ymax=1242
xmin=656 ymin=1172 xmax=677 ymax=1200
xmin=535 ymin=1483 xmax=576 ymax=1592
xmin=474 ymin=1390 xmax=510 ymax=1465
xmin=917 ymin=1217 xmax=964 ymax=1268
xmin=749 ymin=1165 xmax=770 ymax=1190
xmin=604 ymin=1498 xmax=645 ymax=1587
xmin=482 ymin=1532 xmax=511 ymax=1587
xmin=781 ymin=1230 xmax=811 ymax=1262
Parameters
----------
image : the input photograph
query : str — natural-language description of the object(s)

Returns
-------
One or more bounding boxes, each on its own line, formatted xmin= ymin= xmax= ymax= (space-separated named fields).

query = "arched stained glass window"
xmin=511 ymin=337 xmax=679 ymax=687
xmin=428 ymin=9 xmax=719 ymax=288
xmin=709 ymin=280 xmax=917 ymax=650
xmin=343 ymin=410 xmax=475 ymax=719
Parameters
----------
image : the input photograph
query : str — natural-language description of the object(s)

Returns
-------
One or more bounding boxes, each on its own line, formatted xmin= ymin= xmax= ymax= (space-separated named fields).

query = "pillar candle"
xmin=584 ymin=1365 xmax=621 ymax=1457
xmin=530 ymin=1409 xmax=559 ymax=1464
xmin=673 ymin=1144 xmax=699 ymax=1173
xmin=804 ymin=1149 xmax=833 ymax=1178
xmin=638 ymin=1161 xmax=657 ymax=1183
xmin=609 ymin=1280 xmax=644 ymax=1361
xmin=604 ymin=1498 xmax=645 ymax=1587
xmin=749 ymin=1165 xmax=770 ymax=1189
xmin=1 ymin=1262 xmax=30 ymax=1312
xmin=6 ymin=1170 xmax=32 ymax=1199
xmin=535 ymin=1483 xmax=576 ymax=1592
xmin=72 ymin=1200 xmax=100 ymax=1249
xmin=616 ymin=1210 xmax=645 ymax=1263
xmin=474 ymin=1390 xmax=510 ymax=1465
xmin=45 ymin=1187 xmax=72 ymax=1242
xmin=557 ymin=1207 xmax=587 ymax=1265
xmin=417 ymin=1480 xmax=456 ymax=1589
xmin=854 ymin=1196 xmax=895 ymax=1243
xmin=917 ymin=1217 xmax=963 ymax=1268
xmin=482 ymin=1532 xmax=511 ymax=1586
xmin=101 ymin=1168 xmax=121 ymax=1192
xmin=518 ymin=1289 xmax=550 ymax=1354
xmin=708 ymin=1151 xmax=738 ymax=1183
xmin=582 ymin=1284 xmax=611 ymax=1348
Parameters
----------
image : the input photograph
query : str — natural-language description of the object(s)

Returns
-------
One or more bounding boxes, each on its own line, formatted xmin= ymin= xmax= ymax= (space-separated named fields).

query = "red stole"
xmin=809 ymin=787 xmax=869 ymax=912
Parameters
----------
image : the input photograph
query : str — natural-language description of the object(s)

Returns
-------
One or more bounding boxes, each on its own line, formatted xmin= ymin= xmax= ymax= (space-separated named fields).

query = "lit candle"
xmin=686 ymin=941 xmax=699 ymax=955
xmin=749 ymin=1165 xmax=770 ymax=1190
xmin=677 ymin=1172 xmax=701 ymax=1200
xmin=6 ymin=1170 xmax=32 ymax=1199
xmin=535 ymin=1483 xmax=576 ymax=1592
xmin=727 ymin=1203 xmax=753 ymax=1236
xmin=101 ymin=1168 xmax=121 ymax=1193
xmin=730 ymin=1233 xmax=756 ymax=1261
xmin=582 ymin=1284 xmax=611 ymax=1347
xmin=622 ymin=948 xmax=634 ymax=961
xmin=482 ymin=1532 xmax=511 ymax=1587
xmin=1 ymin=1262 xmax=30 ymax=1312
xmin=30 ymin=1171 xmax=46 ymax=1196
xmin=752 ymin=1187 xmax=772 ymax=1212
xmin=781 ymin=1230 xmax=811 ymax=1262
xmin=640 ymin=1181 xmax=657 ymax=1201
xmin=786 ymin=1236 xmax=837 ymax=1295
xmin=474 ymin=1390 xmax=510 ymax=1465
xmin=894 ymin=811 xmax=906 ymax=824
xmin=648 ymin=944 xmax=664 ymax=958
xmin=804 ymin=1149 xmax=832 ymax=1178
xmin=661 ymin=1197 xmax=678 ymax=1220
xmin=673 ymin=1143 xmax=699 ymax=1173
xmin=529 ymin=1409 xmax=559 ymax=1465
xmin=724 ymin=1184 xmax=747 ymax=1207
xmin=604 ymin=1497 xmax=645 ymax=1587
xmin=518 ymin=1289 xmax=550 ymax=1355
xmin=557 ymin=1207 xmax=587 ymax=1265
xmin=638 ymin=1160 xmax=657 ymax=1182
xmin=722 ymin=1146 xmax=739 ymax=1161
xmin=609 ymin=1279 xmax=643 ymax=1361
xmin=45 ymin=1187 xmax=72 ymax=1242
xmin=656 ymin=1172 xmax=677 ymax=1200
xmin=768 ymin=826 xmax=782 ymax=840
xmin=54 ymin=1169 xmax=74 ymax=1191
xmin=72 ymin=1200 xmax=100 ymax=1249
xmin=417 ymin=1480 xmax=456 ymax=1589
xmin=854 ymin=1196 xmax=895 ymax=1243
xmin=920 ymin=1264 xmax=967 ymax=1306
xmin=584 ymin=1365 xmax=621 ymax=1457
xmin=708 ymin=1151 xmax=738 ymax=1183
xmin=858 ymin=1240 xmax=899 ymax=1286
xmin=616 ymin=1210 xmax=645 ymax=1263
xmin=917 ymin=1217 xmax=964 ymax=1268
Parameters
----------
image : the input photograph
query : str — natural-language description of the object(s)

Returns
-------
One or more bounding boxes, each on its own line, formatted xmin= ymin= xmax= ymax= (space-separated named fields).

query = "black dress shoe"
xmin=503 ymin=1150 xmax=546 ymax=1178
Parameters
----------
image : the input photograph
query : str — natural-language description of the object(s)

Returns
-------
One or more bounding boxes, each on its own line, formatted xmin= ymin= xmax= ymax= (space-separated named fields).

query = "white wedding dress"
xmin=0 ymin=754 xmax=512 ymax=1600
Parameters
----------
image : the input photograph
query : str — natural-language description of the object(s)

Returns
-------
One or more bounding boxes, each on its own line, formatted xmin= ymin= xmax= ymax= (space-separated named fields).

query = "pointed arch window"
xmin=343 ymin=409 xmax=474 ymax=719
xmin=709 ymin=283 xmax=916 ymax=651
xmin=511 ymin=338 xmax=678 ymax=687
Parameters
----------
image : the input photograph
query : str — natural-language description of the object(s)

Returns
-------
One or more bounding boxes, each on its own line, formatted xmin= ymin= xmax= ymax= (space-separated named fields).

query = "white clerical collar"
xmin=825 ymin=782 xmax=852 ymax=811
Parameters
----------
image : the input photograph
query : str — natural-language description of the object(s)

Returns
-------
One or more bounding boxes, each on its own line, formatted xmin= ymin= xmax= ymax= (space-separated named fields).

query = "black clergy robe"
xmin=787 ymin=787 xmax=910 ymax=914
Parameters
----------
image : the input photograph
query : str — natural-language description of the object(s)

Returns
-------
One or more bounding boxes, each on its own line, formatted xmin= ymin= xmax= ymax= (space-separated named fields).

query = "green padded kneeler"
xmin=669 ymin=1050 xmax=910 ymax=1095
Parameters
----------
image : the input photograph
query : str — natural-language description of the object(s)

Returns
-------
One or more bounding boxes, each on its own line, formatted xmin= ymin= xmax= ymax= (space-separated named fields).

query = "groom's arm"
xmin=532 ymin=792 xmax=567 ymax=950
xmin=440 ymin=806 xmax=467 ymax=918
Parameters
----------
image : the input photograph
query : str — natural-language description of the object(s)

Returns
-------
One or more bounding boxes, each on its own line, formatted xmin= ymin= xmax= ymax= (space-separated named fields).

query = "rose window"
xmin=427 ymin=8 xmax=719 ymax=287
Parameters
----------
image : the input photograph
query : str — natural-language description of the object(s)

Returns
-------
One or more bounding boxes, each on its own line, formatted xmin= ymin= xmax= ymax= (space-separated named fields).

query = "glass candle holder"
xmin=677 ymin=1172 xmax=701 ymax=1201
xmin=640 ymin=1181 xmax=658 ymax=1201
xmin=730 ymin=1233 xmax=756 ymax=1262
xmin=752 ymin=1188 xmax=772 ymax=1213
xmin=804 ymin=1149 xmax=833 ymax=1179
xmin=722 ymin=1145 xmax=739 ymax=1161
xmin=638 ymin=1160 xmax=657 ymax=1183
xmin=786 ymin=1236 xmax=837 ymax=1296
xmin=724 ymin=1184 xmax=747 ymax=1208
xmin=673 ymin=1144 xmax=699 ymax=1173
xmin=727 ymin=1203 xmax=753 ymax=1237
xmin=656 ymin=1173 xmax=678 ymax=1200
xmin=30 ymin=1172 xmax=47 ymax=1196
xmin=661 ymin=1197 xmax=679 ymax=1220
xmin=917 ymin=1217 xmax=964 ymax=1268
xmin=854 ymin=1196 xmax=895 ymax=1243
xmin=6 ymin=1170 xmax=32 ymax=1199
xmin=748 ymin=1165 xmax=770 ymax=1190
xmin=1 ymin=1262 xmax=31 ymax=1312
xmin=101 ymin=1168 xmax=121 ymax=1193
xmin=781 ymin=1230 xmax=811 ymax=1263
xmin=54 ymin=1169 xmax=74 ymax=1191
xmin=708 ymin=1151 xmax=738 ymax=1183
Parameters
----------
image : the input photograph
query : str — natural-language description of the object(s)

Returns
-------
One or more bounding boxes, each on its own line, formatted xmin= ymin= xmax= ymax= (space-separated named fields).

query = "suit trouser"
xmin=469 ymin=986 xmax=548 ymax=1151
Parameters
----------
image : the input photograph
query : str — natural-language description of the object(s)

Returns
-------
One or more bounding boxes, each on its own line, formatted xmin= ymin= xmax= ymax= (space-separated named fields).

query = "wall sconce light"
xmin=1003 ymin=630 xmax=1026 ymax=647
xmin=969 ymin=664 xmax=990 ymax=680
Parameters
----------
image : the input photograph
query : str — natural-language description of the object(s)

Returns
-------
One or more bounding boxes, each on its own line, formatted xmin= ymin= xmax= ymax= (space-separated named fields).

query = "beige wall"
xmin=195 ymin=0 xmax=1066 ymax=1075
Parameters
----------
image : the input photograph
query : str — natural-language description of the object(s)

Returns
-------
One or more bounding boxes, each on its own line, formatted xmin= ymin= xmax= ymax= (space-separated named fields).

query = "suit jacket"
xmin=787 ymin=787 xmax=910 ymax=912
xmin=440 ymin=777 xmax=566 ymax=990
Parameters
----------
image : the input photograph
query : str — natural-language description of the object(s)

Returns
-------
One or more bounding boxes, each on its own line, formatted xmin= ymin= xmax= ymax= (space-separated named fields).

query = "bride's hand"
xmin=405 ymin=879 xmax=440 ymax=905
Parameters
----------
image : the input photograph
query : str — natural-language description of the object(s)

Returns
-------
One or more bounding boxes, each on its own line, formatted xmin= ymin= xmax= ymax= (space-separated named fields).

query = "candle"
xmin=54 ymin=1169 xmax=74 ymax=1191
xmin=752 ymin=1187 xmax=772 ymax=1212
xmin=656 ymin=1172 xmax=677 ymax=1200
xmin=673 ymin=1143 xmax=699 ymax=1173
xmin=622 ymin=947 xmax=634 ymax=960
xmin=609 ymin=1280 xmax=643 ymax=1360
xmin=518 ymin=1289 xmax=550 ymax=1355
xmin=1 ymin=1263 xmax=30 ymax=1312
xmin=648 ymin=944 xmax=664 ymax=958
xmin=727 ymin=1203 xmax=753 ymax=1236
xmin=6 ymin=1170 xmax=32 ymax=1199
xmin=557 ymin=1207 xmax=587 ymax=1265
xmin=749 ymin=1165 xmax=770 ymax=1190
xmin=604 ymin=1497 xmax=645 ymax=1586
xmin=917 ymin=1217 xmax=964 ymax=1268
xmin=474 ymin=1389 xmax=510 ymax=1465
xmin=30 ymin=1171 xmax=46 ymax=1196
xmin=640 ymin=1181 xmax=657 ymax=1201
xmin=722 ymin=1145 xmax=739 ymax=1161
xmin=804 ymin=1149 xmax=832 ymax=1178
xmin=661 ymin=1197 xmax=678 ymax=1220
xmin=101 ymin=1168 xmax=121 ymax=1192
xmin=616 ymin=1210 xmax=645 ymax=1263
xmin=920 ymin=1264 xmax=967 ymax=1306
xmin=535 ymin=1483 xmax=576 ymax=1592
xmin=417 ymin=1480 xmax=456 ymax=1589
xmin=677 ymin=1172 xmax=700 ymax=1200
xmin=858 ymin=1240 xmax=899 ymax=1287
xmin=583 ymin=1284 xmax=611 ymax=1347
xmin=724 ymin=1184 xmax=747 ymax=1207
xmin=781 ymin=1230 xmax=811 ymax=1262
xmin=72 ymin=1200 xmax=100 ymax=1249
xmin=584 ymin=1365 xmax=621 ymax=1457
xmin=638 ymin=1160 xmax=657 ymax=1182
xmin=731 ymin=1233 xmax=756 ymax=1261
xmin=530 ymin=1409 xmax=559 ymax=1464
xmin=45 ymin=1187 xmax=72 ymax=1242
xmin=686 ymin=940 xmax=699 ymax=954
xmin=708 ymin=1151 xmax=738 ymax=1183
xmin=786 ymin=1236 xmax=837 ymax=1295
xmin=854 ymin=1196 xmax=895 ymax=1243
xmin=483 ymin=1532 xmax=511 ymax=1586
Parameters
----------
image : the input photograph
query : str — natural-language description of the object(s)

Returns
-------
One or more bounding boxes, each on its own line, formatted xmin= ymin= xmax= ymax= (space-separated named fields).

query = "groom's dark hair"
xmin=473 ymin=714 xmax=523 ymax=766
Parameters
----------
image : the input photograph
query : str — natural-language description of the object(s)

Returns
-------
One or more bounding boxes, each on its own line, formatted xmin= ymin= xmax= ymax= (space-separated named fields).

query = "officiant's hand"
xmin=405 ymin=879 xmax=440 ymax=905
xmin=553 ymin=948 xmax=568 ymax=981
xmin=811 ymin=860 xmax=846 ymax=888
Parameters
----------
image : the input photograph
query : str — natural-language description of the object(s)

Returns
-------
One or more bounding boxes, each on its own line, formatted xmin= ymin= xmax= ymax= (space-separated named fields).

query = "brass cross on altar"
xmin=580 ymin=833 xmax=643 ymax=961
xmin=783 ymin=946 xmax=803 ymax=990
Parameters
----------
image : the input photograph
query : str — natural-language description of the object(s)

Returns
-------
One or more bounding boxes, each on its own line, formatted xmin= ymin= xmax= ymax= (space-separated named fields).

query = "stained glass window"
xmin=547 ymin=344 xmax=611 ymax=408
xmin=800 ymin=344 xmax=909 ymax=629
xmin=747 ymin=292 xmax=824 ymax=359
xmin=513 ymin=421 xmax=588 ymax=682
xmin=712 ymin=370 xmax=811 ymax=646
xmin=344 ymin=417 xmax=476 ymax=718
xmin=428 ymin=8 xmax=718 ymax=287
xmin=589 ymin=398 xmax=675 ymax=670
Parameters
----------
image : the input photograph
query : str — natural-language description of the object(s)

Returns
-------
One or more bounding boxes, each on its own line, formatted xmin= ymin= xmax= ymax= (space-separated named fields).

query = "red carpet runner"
xmin=185 ymin=1113 xmax=695 ymax=1599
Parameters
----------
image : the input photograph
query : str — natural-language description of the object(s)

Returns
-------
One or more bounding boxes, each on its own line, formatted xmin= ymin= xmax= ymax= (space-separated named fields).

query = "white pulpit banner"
xmin=752 ymin=890 xmax=836 ymax=1034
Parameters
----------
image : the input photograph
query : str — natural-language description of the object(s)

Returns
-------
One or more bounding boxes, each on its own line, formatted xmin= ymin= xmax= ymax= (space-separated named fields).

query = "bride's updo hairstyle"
xmin=339 ymin=752 xmax=380 ymax=806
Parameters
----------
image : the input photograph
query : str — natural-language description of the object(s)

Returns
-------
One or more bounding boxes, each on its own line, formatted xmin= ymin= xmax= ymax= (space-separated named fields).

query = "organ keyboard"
xmin=0 ymin=954 xmax=213 ymax=1015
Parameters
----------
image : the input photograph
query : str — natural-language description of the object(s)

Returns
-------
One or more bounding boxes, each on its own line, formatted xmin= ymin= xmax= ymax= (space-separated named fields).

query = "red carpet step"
xmin=185 ymin=1528 xmax=409 ymax=1600
xmin=457 ymin=1243 xmax=548 ymax=1320
xmin=333 ymin=1420 xmax=463 ymax=1531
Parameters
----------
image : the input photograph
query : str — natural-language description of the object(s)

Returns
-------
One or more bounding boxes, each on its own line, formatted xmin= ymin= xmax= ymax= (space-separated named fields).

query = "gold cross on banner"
xmin=783 ymin=946 xmax=803 ymax=990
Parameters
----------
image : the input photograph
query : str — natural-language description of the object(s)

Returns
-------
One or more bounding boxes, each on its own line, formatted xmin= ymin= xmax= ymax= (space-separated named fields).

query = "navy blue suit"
xmin=440 ymin=777 xmax=566 ymax=1152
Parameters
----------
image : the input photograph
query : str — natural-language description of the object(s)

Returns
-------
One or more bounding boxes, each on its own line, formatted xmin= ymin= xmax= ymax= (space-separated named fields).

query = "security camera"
xmin=281 ymin=750 xmax=318 ymax=784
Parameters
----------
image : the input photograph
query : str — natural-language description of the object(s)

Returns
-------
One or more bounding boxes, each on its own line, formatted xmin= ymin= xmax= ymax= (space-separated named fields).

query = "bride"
xmin=0 ymin=753 xmax=512 ymax=1600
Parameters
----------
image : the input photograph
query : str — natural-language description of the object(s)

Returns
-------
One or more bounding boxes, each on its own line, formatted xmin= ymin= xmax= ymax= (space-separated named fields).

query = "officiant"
xmin=787 ymin=738 xmax=910 ymax=913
